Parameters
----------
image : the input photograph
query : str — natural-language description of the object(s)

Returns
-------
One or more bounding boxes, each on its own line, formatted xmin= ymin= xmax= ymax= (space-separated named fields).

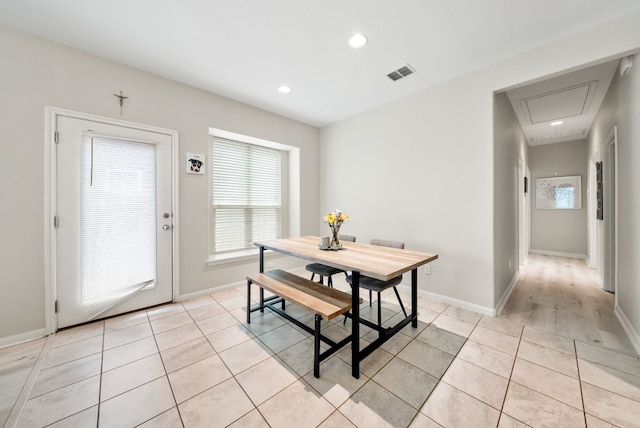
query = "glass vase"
xmin=329 ymin=226 xmax=341 ymax=250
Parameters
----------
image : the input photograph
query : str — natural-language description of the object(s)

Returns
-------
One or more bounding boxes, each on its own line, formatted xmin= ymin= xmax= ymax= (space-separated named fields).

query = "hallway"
xmin=501 ymin=253 xmax=636 ymax=354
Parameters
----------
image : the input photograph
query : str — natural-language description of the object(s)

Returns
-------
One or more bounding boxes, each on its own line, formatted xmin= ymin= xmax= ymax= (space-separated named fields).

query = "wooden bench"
xmin=247 ymin=269 xmax=360 ymax=378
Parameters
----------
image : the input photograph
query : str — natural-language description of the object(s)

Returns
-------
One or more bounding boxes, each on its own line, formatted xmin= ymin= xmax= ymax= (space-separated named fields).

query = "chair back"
xmin=370 ymin=239 xmax=404 ymax=249
xmin=339 ymin=234 xmax=356 ymax=242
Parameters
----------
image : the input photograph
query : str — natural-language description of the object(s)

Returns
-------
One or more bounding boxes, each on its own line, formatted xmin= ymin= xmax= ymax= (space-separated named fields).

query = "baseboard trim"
xmin=595 ymin=273 xmax=604 ymax=288
xmin=397 ymin=284 xmax=494 ymax=316
xmin=177 ymin=281 xmax=245 ymax=302
xmin=495 ymin=271 xmax=519 ymax=317
xmin=530 ymin=249 xmax=587 ymax=259
xmin=0 ymin=329 xmax=48 ymax=350
xmin=182 ymin=271 xmax=496 ymax=318
xmin=177 ymin=267 xmax=307 ymax=302
xmin=614 ymin=306 xmax=640 ymax=355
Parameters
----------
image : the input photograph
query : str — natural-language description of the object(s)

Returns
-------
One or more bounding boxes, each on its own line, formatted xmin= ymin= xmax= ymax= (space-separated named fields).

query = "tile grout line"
xmin=95 ymin=321 xmax=106 ymax=427
xmin=495 ymin=323 xmax=525 ymax=427
xmin=234 ymin=290 xmax=406 ymax=426
xmin=229 ymin=294 xmax=321 ymax=425
xmin=574 ymin=339 xmax=588 ymax=427
xmin=4 ymin=334 xmax=55 ymax=428
xmin=322 ymin=300 xmax=418 ymax=426
xmin=225 ymin=293 xmax=320 ymax=424
xmin=97 ymin=309 xmax=183 ymax=426
xmin=402 ymin=310 xmax=480 ymax=426
xmin=182 ymin=296 xmax=278 ymax=427
xmin=153 ymin=304 xmax=185 ymax=427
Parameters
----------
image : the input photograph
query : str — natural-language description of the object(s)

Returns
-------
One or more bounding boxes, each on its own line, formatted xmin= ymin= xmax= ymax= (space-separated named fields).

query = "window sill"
xmin=206 ymin=248 xmax=274 ymax=267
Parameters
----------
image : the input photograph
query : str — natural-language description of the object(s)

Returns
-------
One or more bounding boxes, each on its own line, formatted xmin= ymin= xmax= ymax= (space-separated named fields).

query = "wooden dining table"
xmin=254 ymin=235 xmax=439 ymax=378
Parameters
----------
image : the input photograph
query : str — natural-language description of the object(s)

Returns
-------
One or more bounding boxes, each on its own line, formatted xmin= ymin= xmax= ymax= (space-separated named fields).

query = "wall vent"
xmin=387 ymin=64 xmax=416 ymax=81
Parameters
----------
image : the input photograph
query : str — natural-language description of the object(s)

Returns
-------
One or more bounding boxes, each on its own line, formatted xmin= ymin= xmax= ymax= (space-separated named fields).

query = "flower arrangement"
xmin=323 ymin=209 xmax=349 ymax=249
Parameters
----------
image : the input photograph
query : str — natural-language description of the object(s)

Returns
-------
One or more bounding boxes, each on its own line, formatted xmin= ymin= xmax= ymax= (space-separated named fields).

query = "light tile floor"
xmin=1 ymin=256 xmax=639 ymax=427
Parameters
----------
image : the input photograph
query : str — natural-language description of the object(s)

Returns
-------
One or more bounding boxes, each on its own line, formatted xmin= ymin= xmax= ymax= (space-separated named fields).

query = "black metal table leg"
xmin=259 ymin=246 xmax=264 ymax=273
xmin=314 ymin=314 xmax=321 ymax=378
xmin=247 ymin=279 xmax=252 ymax=324
xmin=411 ymin=268 xmax=418 ymax=328
xmin=351 ymin=270 xmax=360 ymax=378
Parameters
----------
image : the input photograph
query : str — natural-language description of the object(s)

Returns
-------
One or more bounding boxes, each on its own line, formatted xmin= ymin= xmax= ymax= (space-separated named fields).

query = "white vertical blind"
xmin=81 ymin=136 xmax=156 ymax=317
xmin=211 ymin=136 xmax=281 ymax=253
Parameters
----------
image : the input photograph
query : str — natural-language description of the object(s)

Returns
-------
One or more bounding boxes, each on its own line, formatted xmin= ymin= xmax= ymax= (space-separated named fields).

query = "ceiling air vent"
xmin=387 ymin=64 xmax=416 ymax=81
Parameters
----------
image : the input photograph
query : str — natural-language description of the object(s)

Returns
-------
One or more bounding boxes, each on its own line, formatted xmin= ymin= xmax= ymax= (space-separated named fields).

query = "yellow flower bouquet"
xmin=323 ymin=209 xmax=349 ymax=249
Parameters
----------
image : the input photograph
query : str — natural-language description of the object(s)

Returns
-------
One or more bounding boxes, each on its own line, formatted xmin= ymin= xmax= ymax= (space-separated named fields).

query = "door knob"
xmin=162 ymin=224 xmax=171 ymax=231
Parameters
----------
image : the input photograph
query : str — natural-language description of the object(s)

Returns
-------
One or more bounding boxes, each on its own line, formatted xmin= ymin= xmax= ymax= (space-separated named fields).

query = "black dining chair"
xmin=306 ymin=234 xmax=356 ymax=288
xmin=346 ymin=239 xmax=407 ymax=330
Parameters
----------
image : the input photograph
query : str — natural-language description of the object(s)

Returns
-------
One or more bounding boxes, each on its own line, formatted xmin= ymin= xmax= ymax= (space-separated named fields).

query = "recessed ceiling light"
xmin=550 ymin=120 xmax=564 ymax=126
xmin=349 ymin=33 xmax=368 ymax=48
xmin=278 ymin=85 xmax=291 ymax=94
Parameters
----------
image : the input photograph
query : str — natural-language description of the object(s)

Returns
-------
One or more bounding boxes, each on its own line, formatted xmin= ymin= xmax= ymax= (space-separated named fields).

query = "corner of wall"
xmin=494 ymin=271 xmax=519 ymax=316
xmin=614 ymin=306 xmax=640 ymax=354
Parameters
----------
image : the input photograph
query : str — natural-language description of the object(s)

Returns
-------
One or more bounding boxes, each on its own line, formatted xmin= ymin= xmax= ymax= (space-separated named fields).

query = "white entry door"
xmin=56 ymin=115 xmax=174 ymax=328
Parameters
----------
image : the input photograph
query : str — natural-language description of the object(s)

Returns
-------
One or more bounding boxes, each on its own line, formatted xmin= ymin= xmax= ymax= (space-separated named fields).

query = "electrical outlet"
xmin=508 ymin=260 xmax=512 ymax=270
xmin=424 ymin=265 xmax=431 ymax=275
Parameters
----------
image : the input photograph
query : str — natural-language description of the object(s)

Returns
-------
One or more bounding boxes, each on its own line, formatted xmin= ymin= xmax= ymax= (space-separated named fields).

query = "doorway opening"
xmin=603 ymin=127 xmax=618 ymax=293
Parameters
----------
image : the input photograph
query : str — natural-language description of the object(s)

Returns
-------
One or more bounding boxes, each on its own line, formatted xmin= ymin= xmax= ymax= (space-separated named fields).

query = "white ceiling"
xmin=506 ymin=59 xmax=619 ymax=146
xmin=0 ymin=1 xmax=639 ymax=127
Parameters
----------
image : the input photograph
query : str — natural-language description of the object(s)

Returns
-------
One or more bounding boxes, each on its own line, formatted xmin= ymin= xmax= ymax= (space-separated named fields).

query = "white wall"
xmin=320 ymin=77 xmax=496 ymax=310
xmin=588 ymin=55 xmax=640 ymax=347
xmin=589 ymin=67 xmax=623 ymax=280
xmin=0 ymin=25 xmax=318 ymax=342
xmin=529 ymin=140 xmax=588 ymax=256
xmin=320 ymin=9 xmax=640 ymax=314
xmin=2 ymin=9 xmax=640 ymax=344
xmin=493 ymin=93 xmax=528 ymax=307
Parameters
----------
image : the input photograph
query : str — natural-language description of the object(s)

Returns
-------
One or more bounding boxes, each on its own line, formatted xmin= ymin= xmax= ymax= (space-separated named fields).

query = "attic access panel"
xmin=525 ymin=83 xmax=595 ymax=124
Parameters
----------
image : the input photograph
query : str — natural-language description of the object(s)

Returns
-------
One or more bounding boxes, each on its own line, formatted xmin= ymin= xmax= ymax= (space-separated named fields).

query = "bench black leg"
xmin=259 ymin=246 xmax=265 ymax=313
xmin=412 ymin=268 xmax=418 ymax=328
xmin=314 ymin=314 xmax=321 ymax=378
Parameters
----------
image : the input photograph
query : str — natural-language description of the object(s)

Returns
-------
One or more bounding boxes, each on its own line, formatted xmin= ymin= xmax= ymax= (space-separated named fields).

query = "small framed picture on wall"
xmin=186 ymin=152 xmax=205 ymax=174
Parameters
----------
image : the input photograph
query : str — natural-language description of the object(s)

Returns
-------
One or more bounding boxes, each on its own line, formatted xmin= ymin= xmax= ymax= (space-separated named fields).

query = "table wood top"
xmin=255 ymin=236 xmax=438 ymax=281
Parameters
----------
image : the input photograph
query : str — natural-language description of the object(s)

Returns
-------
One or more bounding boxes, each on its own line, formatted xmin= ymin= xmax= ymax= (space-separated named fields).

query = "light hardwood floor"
xmin=501 ymin=253 xmax=636 ymax=355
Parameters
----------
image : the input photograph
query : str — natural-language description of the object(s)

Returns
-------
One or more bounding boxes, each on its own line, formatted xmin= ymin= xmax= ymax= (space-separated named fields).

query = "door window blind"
xmin=211 ymin=136 xmax=281 ymax=253
xmin=81 ymin=136 xmax=156 ymax=318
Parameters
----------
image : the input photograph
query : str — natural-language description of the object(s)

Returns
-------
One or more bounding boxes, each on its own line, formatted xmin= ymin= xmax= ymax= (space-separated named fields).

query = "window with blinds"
xmin=211 ymin=136 xmax=282 ymax=254
xmin=81 ymin=136 xmax=156 ymax=318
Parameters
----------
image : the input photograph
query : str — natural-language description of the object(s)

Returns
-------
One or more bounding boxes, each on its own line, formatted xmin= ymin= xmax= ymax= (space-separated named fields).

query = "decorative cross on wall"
xmin=113 ymin=90 xmax=129 ymax=115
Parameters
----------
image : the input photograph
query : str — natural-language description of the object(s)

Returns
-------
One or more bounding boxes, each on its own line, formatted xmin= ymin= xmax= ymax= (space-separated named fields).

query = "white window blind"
xmin=211 ymin=136 xmax=281 ymax=254
xmin=81 ymin=136 xmax=156 ymax=318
